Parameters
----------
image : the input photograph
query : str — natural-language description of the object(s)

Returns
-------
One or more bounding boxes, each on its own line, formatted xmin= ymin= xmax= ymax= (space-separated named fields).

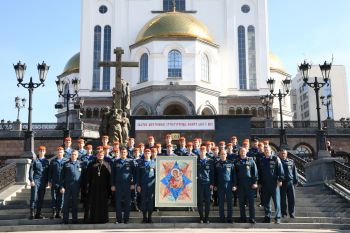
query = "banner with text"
xmin=135 ymin=119 xmax=215 ymax=131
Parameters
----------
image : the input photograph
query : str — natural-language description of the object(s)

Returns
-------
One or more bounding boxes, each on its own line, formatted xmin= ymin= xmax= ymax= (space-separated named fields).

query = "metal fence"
xmin=0 ymin=162 xmax=16 ymax=191
xmin=251 ymin=120 xmax=350 ymax=129
xmin=334 ymin=161 xmax=350 ymax=190
xmin=288 ymin=152 xmax=308 ymax=178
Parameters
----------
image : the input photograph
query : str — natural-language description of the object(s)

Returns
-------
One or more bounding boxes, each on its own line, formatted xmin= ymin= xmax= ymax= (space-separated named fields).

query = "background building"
xmin=291 ymin=65 xmax=350 ymax=121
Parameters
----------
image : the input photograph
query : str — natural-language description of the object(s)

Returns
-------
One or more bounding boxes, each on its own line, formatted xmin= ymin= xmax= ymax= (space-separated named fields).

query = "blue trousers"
xmin=30 ymin=181 xmax=46 ymax=210
xmin=197 ymin=183 xmax=211 ymax=220
xmin=115 ymin=185 xmax=131 ymax=221
xmin=218 ymin=182 xmax=233 ymax=220
xmin=280 ymin=181 xmax=295 ymax=216
xmin=140 ymin=184 xmax=155 ymax=215
xmin=262 ymin=185 xmax=281 ymax=219
xmin=238 ymin=183 xmax=255 ymax=220
xmin=63 ymin=186 xmax=79 ymax=222
xmin=51 ymin=186 xmax=64 ymax=210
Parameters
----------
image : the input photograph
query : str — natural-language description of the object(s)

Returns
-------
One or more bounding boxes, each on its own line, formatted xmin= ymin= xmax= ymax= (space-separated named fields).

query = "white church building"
xmin=56 ymin=0 xmax=293 ymax=123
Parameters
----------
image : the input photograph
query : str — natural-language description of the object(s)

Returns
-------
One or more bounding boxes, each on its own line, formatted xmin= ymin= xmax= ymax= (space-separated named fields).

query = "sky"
xmin=0 ymin=0 xmax=349 ymax=123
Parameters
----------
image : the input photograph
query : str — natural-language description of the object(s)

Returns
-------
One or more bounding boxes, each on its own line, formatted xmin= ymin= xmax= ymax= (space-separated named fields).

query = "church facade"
xmin=56 ymin=0 xmax=293 ymax=124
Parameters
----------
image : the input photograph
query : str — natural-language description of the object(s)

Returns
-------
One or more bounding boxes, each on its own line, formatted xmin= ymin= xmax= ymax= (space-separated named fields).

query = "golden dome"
xmin=135 ymin=12 xmax=215 ymax=44
xmin=269 ymin=52 xmax=286 ymax=73
xmin=59 ymin=52 xmax=80 ymax=77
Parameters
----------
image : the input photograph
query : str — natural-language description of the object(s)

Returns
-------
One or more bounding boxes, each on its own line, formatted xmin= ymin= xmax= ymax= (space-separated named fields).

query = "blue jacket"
xmin=234 ymin=157 xmax=258 ymax=186
xmin=111 ymin=158 xmax=135 ymax=186
xmin=136 ymin=159 xmax=156 ymax=188
xmin=60 ymin=160 xmax=81 ymax=189
xmin=214 ymin=159 xmax=236 ymax=187
xmin=29 ymin=158 xmax=49 ymax=184
xmin=197 ymin=157 xmax=214 ymax=185
xmin=258 ymin=155 xmax=284 ymax=187
xmin=48 ymin=157 xmax=68 ymax=187
xmin=281 ymin=158 xmax=298 ymax=184
xmin=64 ymin=147 xmax=72 ymax=159
xmin=175 ymin=147 xmax=188 ymax=156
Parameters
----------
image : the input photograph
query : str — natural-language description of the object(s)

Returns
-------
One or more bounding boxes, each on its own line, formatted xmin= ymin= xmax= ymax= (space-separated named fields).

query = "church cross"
xmin=99 ymin=47 xmax=138 ymax=110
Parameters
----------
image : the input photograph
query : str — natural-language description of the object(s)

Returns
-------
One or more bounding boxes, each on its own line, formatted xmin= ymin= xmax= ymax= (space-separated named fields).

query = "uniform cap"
xmin=200 ymin=145 xmax=206 ymax=150
xmin=186 ymin=142 xmax=193 ymax=146
xmin=64 ymin=137 xmax=72 ymax=142
xmin=144 ymin=149 xmax=151 ymax=153
xmin=77 ymin=139 xmax=84 ymax=143
xmin=242 ymin=141 xmax=249 ymax=145
xmin=166 ymin=144 xmax=173 ymax=148
xmin=226 ymin=143 xmax=232 ymax=147
xmin=205 ymin=141 xmax=211 ymax=145
xmin=138 ymin=143 xmax=145 ymax=147
xmin=134 ymin=148 xmax=140 ymax=152
xmin=96 ymin=146 xmax=104 ymax=151
xmin=113 ymin=141 xmax=120 ymax=145
xmin=103 ymin=145 xmax=110 ymax=149
xmin=56 ymin=146 xmax=64 ymax=151
xmin=155 ymin=143 xmax=162 ymax=147
xmin=179 ymin=137 xmax=186 ymax=141
xmin=151 ymin=148 xmax=158 ymax=153
xmin=38 ymin=145 xmax=46 ymax=151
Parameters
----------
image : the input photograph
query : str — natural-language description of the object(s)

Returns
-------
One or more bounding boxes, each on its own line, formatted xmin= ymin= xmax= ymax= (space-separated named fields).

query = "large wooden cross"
xmin=99 ymin=47 xmax=138 ymax=110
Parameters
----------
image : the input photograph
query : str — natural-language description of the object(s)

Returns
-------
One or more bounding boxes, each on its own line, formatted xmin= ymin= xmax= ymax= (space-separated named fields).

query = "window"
xmin=241 ymin=5 xmax=250 ymax=13
xmin=294 ymin=144 xmax=313 ymax=160
xmin=92 ymin=26 xmax=102 ymax=90
xmin=238 ymin=26 xmax=247 ymax=89
xmin=140 ymin=53 xmax=148 ymax=83
xmin=163 ymin=0 xmax=185 ymax=11
xmin=244 ymin=107 xmax=250 ymax=114
xmin=228 ymin=108 xmax=235 ymax=115
xmin=251 ymin=108 xmax=257 ymax=117
xmin=99 ymin=5 xmax=108 ymax=14
xmin=201 ymin=53 xmax=209 ymax=82
xmin=168 ymin=50 xmax=182 ymax=78
xmin=102 ymin=26 xmax=111 ymax=90
xmin=258 ymin=107 xmax=264 ymax=117
xmin=236 ymin=107 xmax=243 ymax=115
xmin=86 ymin=108 xmax=92 ymax=118
xmin=247 ymin=26 xmax=256 ymax=89
xmin=93 ymin=108 xmax=100 ymax=118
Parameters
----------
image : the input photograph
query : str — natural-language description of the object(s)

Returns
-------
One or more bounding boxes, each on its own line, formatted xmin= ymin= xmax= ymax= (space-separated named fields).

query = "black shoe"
xmin=199 ymin=219 xmax=204 ymax=224
xmin=249 ymin=219 xmax=256 ymax=224
xmin=290 ymin=214 xmax=295 ymax=218
xmin=275 ymin=218 xmax=281 ymax=224
xmin=50 ymin=209 xmax=56 ymax=219
xmin=72 ymin=220 xmax=78 ymax=224
xmin=142 ymin=218 xmax=147 ymax=224
xmin=239 ymin=218 xmax=247 ymax=223
xmin=29 ymin=209 xmax=35 ymax=220
xmin=147 ymin=218 xmax=153 ymax=224
xmin=62 ymin=220 xmax=69 ymax=224
xmin=124 ymin=219 xmax=129 ymax=224
xmin=204 ymin=218 xmax=210 ymax=224
xmin=219 ymin=218 xmax=225 ymax=223
xmin=34 ymin=214 xmax=45 ymax=219
xmin=233 ymin=200 xmax=237 ymax=207
xmin=263 ymin=217 xmax=271 ymax=223
xmin=55 ymin=208 xmax=62 ymax=219
xmin=282 ymin=214 xmax=286 ymax=218
xmin=227 ymin=218 xmax=233 ymax=223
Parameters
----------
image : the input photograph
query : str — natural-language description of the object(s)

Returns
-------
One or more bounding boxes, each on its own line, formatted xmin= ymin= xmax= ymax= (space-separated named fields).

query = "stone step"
xmin=0 ymin=222 xmax=350 ymax=231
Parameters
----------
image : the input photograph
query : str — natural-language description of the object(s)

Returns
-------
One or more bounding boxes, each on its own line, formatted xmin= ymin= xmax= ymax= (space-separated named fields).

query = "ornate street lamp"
xmin=298 ymin=60 xmax=332 ymax=156
xmin=55 ymin=77 xmax=80 ymax=138
xmin=260 ymin=94 xmax=274 ymax=119
xmin=15 ymin=96 xmax=26 ymax=122
xmin=13 ymin=61 xmax=49 ymax=158
xmin=320 ymin=94 xmax=332 ymax=120
xmin=267 ymin=77 xmax=291 ymax=149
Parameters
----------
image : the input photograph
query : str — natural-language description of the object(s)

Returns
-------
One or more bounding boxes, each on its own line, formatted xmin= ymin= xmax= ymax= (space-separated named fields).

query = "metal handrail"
xmin=288 ymin=151 xmax=308 ymax=179
xmin=334 ymin=161 xmax=350 ymax=190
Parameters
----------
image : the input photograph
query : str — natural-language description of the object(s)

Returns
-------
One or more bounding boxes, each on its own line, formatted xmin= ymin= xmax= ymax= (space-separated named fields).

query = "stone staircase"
xmin=0 ymin=184 xmax=349 ymax=231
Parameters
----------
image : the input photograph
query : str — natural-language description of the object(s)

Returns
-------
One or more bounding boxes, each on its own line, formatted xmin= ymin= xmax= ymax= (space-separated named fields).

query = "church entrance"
xmin=163 ymin=104 xmax=187 ymax=115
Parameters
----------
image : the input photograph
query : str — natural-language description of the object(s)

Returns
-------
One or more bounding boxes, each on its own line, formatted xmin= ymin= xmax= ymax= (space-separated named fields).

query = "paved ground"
xmin=8 ymin=229 xmax=350 ymax=233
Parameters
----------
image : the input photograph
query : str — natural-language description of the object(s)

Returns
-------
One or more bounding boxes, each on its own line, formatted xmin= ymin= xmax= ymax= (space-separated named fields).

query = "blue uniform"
xmin=227 ymin=153 xmax=238 ymax=162
xmin=127 ymin=147 xmax=134 ymax=158
xmin=29 ymin=158 xmax=49 ymax=214
xmin=137 ymin=159 xmax=156 ymax=221
xmin=206 ymin=151 xmax=215 ymax=160
xmin=60 ymin=159 xmax=81 ymax=223
xmin=235 ymin=157 xmax=258 ymax=221
xmin=232 ymin=145 xmax=241 ymax=155
xmin=192 ymin=148 xmax=200 ymax=156
xmin=214 ymin=159 xmax=236 ymax=222
xmin=48 ymin=157 xmax=67 ymax=212
xmin=77 ymin=149 xmax=87 ymax=160
xmin=247 ymin=147 xmax=259 ymax=159
xmin=197 ymin=157 xmax=214 ymax=222
xmin=175 ymin=147 xmax=188 ymax=156
xmin=280 ymin=158 xmax=298 ymax=217
xmin=64 ymin=147 xmax=72 ymax=159
xmin=111 ymin=158 xmax=135 ymax=223
xmin=258 ymin=155 xmax=284 ymax=221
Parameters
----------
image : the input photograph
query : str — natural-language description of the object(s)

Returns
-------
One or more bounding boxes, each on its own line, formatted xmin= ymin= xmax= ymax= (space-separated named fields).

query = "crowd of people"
xmin=28 ymin=134 xmax=298 ymax=225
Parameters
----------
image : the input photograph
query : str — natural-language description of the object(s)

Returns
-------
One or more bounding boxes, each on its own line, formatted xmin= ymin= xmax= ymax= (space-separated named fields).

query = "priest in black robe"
xmin=86 ymin=147 xmax=111 ymax=223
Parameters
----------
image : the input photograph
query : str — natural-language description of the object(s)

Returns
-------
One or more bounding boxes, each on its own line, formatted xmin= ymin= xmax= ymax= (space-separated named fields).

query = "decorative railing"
xmin=334 ymin=161 xmax=350 ymax=190
xmin=250 ymin=120 xmax=350 ymax=129
xmin=0 ymin=162 xmax=16 ymax=191
xmin=288 ymin=152 xmax=308 ymax=178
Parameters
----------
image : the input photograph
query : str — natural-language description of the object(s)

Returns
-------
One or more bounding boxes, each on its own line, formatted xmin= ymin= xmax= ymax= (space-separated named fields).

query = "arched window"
xmin=238 ymin=25 xmax=247 ymax=90
xmin=228 ymin=108 xmax=235 ymax=115
xmin=294 ymin=144 xmax=314 ymax=160
xmin=140 ymin=53 xmax=148 ymax=83
xmin=92 ymin=26 xmax=102 ymax=90
xmin=163 ymin=0 xmax=185 ymax=11
xmin=236 ymin=107 xmax=243 ymax=115
xmin=102 ymin=25 xmax=111 ymax=90
xmin=86 ymin=108 xmax=92 ymax=118
xmin=244 ymin=107 xmax=250 ymax=114
xmin=93 ymin=108 xmax=100 ymax=118
xmin=201 ymin=53 xmax=210 ymax=82
xmin=251 ymin=107 xmax=257 ymax=117
xmin=248 ymin=25 xmax=257 ymax=90
xmin=168 ymin=50 xmax=182 ymax=78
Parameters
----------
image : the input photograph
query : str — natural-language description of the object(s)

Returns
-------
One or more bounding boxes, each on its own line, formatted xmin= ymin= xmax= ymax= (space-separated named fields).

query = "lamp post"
xmin=13 ymin=61 xmax=49 ymax=158
xmin=298 ymin=60 xmax=332 ymax=156
xmin=55 ymin=77 xmax=80 ymax=138
xmin=320 ymin=94 xmax=332 ymax=120
xmin=15 ymin=96 xmax=26 ymax=122
xmin=260 ymin=94 xmax=274 ymax=119
xmin=267 ymin=77 xmax=291 ymax=150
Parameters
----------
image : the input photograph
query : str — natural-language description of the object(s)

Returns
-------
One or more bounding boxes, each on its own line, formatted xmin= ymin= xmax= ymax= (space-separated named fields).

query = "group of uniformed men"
xmin=29 ymin=134 xmax=298 ymax=225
